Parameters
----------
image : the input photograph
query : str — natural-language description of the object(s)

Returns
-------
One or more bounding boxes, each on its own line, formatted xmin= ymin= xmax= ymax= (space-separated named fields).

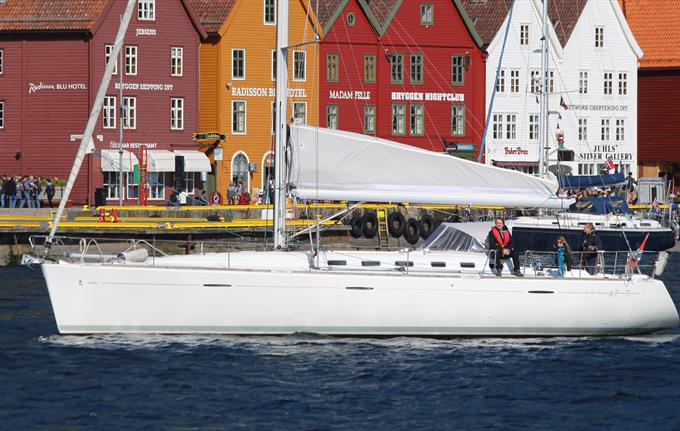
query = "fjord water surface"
xmin=2 ymin=258 xmax=680 ymax=430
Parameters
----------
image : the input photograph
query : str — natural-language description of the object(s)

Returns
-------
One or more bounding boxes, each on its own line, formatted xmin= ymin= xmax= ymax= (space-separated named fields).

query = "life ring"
xmin=404 ymin=218 xmax=421 ymax=245
xmin=387 ymin=211 xmax=406 ymax=238
xmin=362 ymin=212 xmax=378 ymax=239
xmin=419 ymin=214 xmax=434 ymax=239
xmin=349 ymin=215 xmax=363 ymax=238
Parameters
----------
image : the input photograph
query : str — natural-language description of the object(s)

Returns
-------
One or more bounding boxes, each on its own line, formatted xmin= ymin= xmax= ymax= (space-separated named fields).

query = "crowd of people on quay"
xmin=0 ymin=175 xmax=60 ymax=208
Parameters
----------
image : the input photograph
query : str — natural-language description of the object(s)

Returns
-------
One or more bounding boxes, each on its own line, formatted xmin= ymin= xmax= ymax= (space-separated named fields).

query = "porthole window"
xmin=347 ymin=12 xmax=355 ymax=26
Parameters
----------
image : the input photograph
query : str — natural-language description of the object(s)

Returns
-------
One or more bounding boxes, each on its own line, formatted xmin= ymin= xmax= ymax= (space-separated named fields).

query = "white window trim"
xmin=231 ymin=151 xmax=251 ymax=191
xmin=104 ymin=172 xmax=122 ymax=200
xmin=125 ymin=45 xmax=138 ymax=76
xmin=595 ymin=26 xmax=605 ymax=48
xmin=293 ymin=101 xmax=307 ymax=124
xmin=123 ymin=96 xmax=137 ymax=130
xmin=148 ymin=172 xmax=165 ymax=200
xmin=519 ymin=23 xmax=530 ymax=46
xmin=171 ymin=47 xmax=183 ymax=77
xmin=105 ymin=45 xmax=118 ymax=75
xmin=232 ymin=48 xmax=246 ymax=81
xmin=232 ymin=100 xmax=247 ymax=135
xmin=103 ymin=96 xmax=116 ymax=129
xmin=0 ymin=49 xmax=4 ymax=75
xmin=138 ymin=0 xmax=156 ymax=21
xmin=293 ymin=50 xmax=306 ymax=82
xmin=603 ymin=71 xmax=613 ymax=95
xmin=618 ymin=71 xmax=628 ymax=96
xmin=271 ymin=50 xmax=276 ymax=81
xmin=0 ymin=101 xmax=4 ymax=129
xmin=261 ymin=151 xmax=274 ymax=188
xmin=263 ymin=0 xmax=276 ymax=25
xmin=170 ymin=97 xmax=184 ymax=131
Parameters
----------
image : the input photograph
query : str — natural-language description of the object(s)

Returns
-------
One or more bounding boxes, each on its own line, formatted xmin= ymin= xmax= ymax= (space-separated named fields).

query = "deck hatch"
xmin=362 ymin=261 xmax=381 ymax=267
xmin=528 ymin=290 xmax=554 ymax=294
xmin=328 ymin=260 xmax=347 ymax=266
xmin=345 ymin=286 xmax=374 ymax=290
xmin=431 ymin=261 xmax=446 ymax=268
xmin=395 ymin=261 xmax=414 ymax=267
xmin=460 ymin=262 xmax=475 ymax=268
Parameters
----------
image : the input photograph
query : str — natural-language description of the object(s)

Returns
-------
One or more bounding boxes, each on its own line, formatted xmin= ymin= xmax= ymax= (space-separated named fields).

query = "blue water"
xmin=2 ymin=259 xmax=680 ymax=430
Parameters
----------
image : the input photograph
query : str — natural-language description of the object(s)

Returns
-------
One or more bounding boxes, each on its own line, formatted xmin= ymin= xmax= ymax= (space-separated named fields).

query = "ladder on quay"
xmin=377 ymin=208 xmax=389 ymax=250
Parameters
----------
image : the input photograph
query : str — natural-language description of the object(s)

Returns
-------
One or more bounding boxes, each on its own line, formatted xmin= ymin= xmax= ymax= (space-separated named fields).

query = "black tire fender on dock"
xmin=350 ymin=215 xmax=363 ymax=238
xmin=362 ymin=212 xmax=379 ymax=239
xmin=419 ymin=214 xmax=434 ymax=239
xmin=387 ymin=211 xmax=406 ymax=238
xmin=404 ymin=218 xmax=421 ymax=245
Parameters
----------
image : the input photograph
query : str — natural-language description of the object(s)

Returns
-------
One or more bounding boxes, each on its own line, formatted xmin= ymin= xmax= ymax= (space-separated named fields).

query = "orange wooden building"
xmin=191 ymin=0 xmax=321 ymax=201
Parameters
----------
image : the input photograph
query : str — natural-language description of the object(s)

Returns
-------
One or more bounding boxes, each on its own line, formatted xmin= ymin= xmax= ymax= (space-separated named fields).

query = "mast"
xmin=46 ymin=0 xmax=136 ymax=244
xmin=538 ymin=0 xmax=549 ymax=179
xmin=273 ymin=0 xmax=289 ymax=249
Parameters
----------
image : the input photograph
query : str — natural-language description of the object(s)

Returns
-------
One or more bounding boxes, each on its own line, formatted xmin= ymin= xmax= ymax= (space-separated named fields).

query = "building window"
xmin=595 ymin=26 xmax=604 ymax=48
xmin=364 ymin=55 xmax=376 ymax=83
xmin=364 ymin=105 xmax=376 ymax=134
xmin=530 ymin=69 xmax=539 ymax=94
xmin=390 ymin=53 xmax=403 ymax=84
xmin=496 ymin=69 xmax=505 ymax=92
xmin=505 ymin=114 xmax=516 ymax=140
xmin=271 ymin=50 xmax=277 ymax=81
xmin=451 ymin=105 xmax=465 ymax=137
xmin=616 ymin=119 xmax=625 ymax=141
xmin=122 ymin=97 xmax=136 ymax=129
xmin=528 ymin=114 xmax=538 ymax=140
xmin=0 ymin=101 xmax=4 ymax=129
xmin=293 ymin=51 xmax=306 ymax=81
xmin=327 ymin=105 xmax=338 ymax=129
xmin=410 ymin=104 xmax=424 ymax=135
xmin=420 ymin=3 xmax=433 ymax=25
xmin=579 ymin=71 xmax=588 ymax=94
xmin=601 ymin=118 xmax=610 ymax=141
xmin=410 ymin=54 xmax=423 ymax=84
xmin=510 ymin=69 xmax=519 ymax=93
xmin=347 ymin=12 xmax=356 ymax=26
xmin=492 ymin=114 xmax=503 ymax=139
xmin=170 ymin=98 xmax=184 ymax=130
xmin=138 ymin=0 xmax=155 ymax=21
xmin=271 ymin=102 xmax=276 ymax=134
xmin=293 ymin=102 xmax=306 ymax=124
xmin=232 ymin=49 xmax=245 ymax=80
xmin=126 ymin=172 xmax=139 ymax=200
xmin=578 ymin=163 xmax=596 ymax=175
xmin=520 ymin=24 xmax=529 ymax=46
xmin=171 ymin=47 xmax=183 ymax=77
xmin=232 ymin=101 xmax=246 ymax=134
xmin=103 ymin=96 xmax=116 ymax=129
xmin=183 ymin=173 xmax=196 ymax=195
xmin=105 ymin=45 xmax=117 ymax=75
xmin=548 ymin=70 xmax=554 ymax=94
xmin=103 ymin=172 xmax=120 ymax=200
xmin=578 ymin=118 xmax=588 ymax=141
xmin=618 ymin=72 xmax=627 ymax=95
xmin=264 ymin=0 xmax=276 ymax=24
xmin=0 ymin=49 xmax=3 ymax=75
xmin=604 ymin=72 xmax=613 ymax=95
xmin=451 ymin=55 xmax=464 ymax=86
xmin=392 ymin=104 xmax=406 ymax=135
xmin=148 ymin=172 xmax=165 ymax=200
xmin=326 ymin=53 xmax=338 ymax=83
xmin=125 ymin=46 xmax=137 ymax=76
xmin=232 ymin=152 xmax=249 ymax=191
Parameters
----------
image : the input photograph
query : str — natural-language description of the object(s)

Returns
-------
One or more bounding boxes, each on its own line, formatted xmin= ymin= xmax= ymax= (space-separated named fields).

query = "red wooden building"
xmin=0 ymin=0 xmax=206 ymax=205
xmin=317 ymin=0 xmax=485 ymax=156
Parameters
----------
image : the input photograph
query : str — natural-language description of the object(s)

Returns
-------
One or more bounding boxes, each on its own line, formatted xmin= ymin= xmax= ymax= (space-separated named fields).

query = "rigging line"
xmin=478 ymin=0 xmax=516 ymax=162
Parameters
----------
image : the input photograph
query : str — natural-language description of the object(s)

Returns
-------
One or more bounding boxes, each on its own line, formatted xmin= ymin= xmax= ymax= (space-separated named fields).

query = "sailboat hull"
xmin=42 ymin=262 xmax=679 ymax=336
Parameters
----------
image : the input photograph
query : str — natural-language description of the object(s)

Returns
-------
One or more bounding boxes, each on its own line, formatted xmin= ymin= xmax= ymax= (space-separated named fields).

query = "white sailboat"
xmin=28 ymin=0 xmax=678 ymax=336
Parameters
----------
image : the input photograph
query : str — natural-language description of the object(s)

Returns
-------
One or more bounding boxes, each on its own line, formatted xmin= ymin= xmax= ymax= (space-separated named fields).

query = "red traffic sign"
xmin=209 ymin=191 xmax=223 ymax=206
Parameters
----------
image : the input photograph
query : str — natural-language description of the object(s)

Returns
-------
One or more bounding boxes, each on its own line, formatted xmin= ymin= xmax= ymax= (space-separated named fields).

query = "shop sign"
xmin=504 ymin=146 xmax=529 ymax=156
xmin=109 ymin=141 xmax=158 ymax=149
xmin=571 ymin=104 xmax=628 ymax=112
xmin=577 ymin=144 xmax=633 ymax=161
xmin=114 ymin=82 xmax=174 ymax=91
xmin=214 ymin=148 xmax=223 ymax=161
xmin=209 ymin=191 xmax=223 ymax=206
xmin=329 ymin=90 xmax=371 ymax=100
xmin=231 ymin=87 xmax=307 ymax=98
xmin=193 ymin=132 xmax=226 ymax=141
xmin=136 ymin=28 xmax=157 ymax=36
xmin=391 ymin=91 xmax=465 ymax=102
xmin=28 ymin=82 xmax=87 ymax=94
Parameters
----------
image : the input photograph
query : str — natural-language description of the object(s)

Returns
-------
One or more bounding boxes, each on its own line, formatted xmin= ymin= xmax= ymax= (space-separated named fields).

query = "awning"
xmin=100 ymin=150 xmax=139 ymax=172
xmin=147 ymin=150 xmax=175 ymax=172
xmin=174 ymin=150 xmax=211 ymax=172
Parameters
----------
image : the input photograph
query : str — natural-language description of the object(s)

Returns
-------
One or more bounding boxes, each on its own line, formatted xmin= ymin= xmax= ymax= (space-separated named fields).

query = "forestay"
xmin=288 ymin=125 xmax=572 ymax=208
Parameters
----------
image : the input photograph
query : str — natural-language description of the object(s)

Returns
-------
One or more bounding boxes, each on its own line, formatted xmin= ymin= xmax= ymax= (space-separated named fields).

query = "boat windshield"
xmin=420 ymin=223 xmax=486 ymax=252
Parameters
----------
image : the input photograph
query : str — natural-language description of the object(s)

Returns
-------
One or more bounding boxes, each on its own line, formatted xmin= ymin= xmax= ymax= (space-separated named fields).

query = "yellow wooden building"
xmin=193 ymin=0 xmax=320 ymax=201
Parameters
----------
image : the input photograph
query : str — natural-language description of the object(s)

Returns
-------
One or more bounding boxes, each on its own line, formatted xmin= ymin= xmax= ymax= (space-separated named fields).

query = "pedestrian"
xmin=178 ymin=188 xmax=188 ymax=206
xmin=235 ymin=181 xmax=242 ymax=205
xmin=487 ymin=217 xmax=523 ymax=277
xmin=196 ymin=190 xmax=208 ymax=205
xmin=45 ymin=178 xmax=55 ymax=207
xmin=4 ymin=176 xmax=16 ymax=208
xmin=19 ymin=176 xmax=31 ymax=208
xmin=580 ymin=223 xmax=603 ymax=275
xmin=553 ymin=236 xmax=573 ymax=277
xmin=31 ymin=176 xmax=41 ymax=208
xmin=625 ymin=172 xmax=637 ymax=191
xmin=0 ymin=175 xmax=5 ymax=208
xmin=227 ymin=182 xmax=236 ymax=205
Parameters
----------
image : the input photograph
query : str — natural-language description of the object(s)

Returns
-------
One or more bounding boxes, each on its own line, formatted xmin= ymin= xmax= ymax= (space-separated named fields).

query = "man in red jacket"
xmin=487 ymin=217 xmax=523 ymax=277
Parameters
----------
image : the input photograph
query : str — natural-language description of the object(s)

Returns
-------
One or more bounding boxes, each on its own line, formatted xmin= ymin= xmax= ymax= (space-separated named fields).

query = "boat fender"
xmin=349 ymin=215 xmax=363 ymax=238
xmin=419 ymin=214 xmax=434 ymax=239
xmin=404 ymin=218 xmax=421 ymax=245
xmin=117 ymin=248 xmax=149 ymax=263
xmin=362 ymin=212 xmax=379 ymax=239
xmin=387 ymin=211 xmax=406 ymax=238
xmin=654 ymin=251 xmax=669 ymax=277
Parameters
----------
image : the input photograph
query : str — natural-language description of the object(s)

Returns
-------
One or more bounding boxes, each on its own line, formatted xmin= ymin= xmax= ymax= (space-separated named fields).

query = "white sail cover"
xmin=288 ymin=125 xmax=571 ymax=208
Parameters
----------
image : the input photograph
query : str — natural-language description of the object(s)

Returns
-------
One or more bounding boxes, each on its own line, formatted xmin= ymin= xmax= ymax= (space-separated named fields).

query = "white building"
xmin=464 ymin=0 xmax=642 ymax=178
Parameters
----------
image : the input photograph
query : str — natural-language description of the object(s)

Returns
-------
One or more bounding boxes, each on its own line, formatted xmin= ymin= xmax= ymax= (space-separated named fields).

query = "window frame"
xmin=410 ymin=53 xmax=423 ymax=85
xmin=103 ymin=172 xmax=121 ymax=200
xmin=603 ymin=72 xmax=613 ymax=95
xmin=271 ymin=50 xmax=277 ymax=81
xmin=391 ymin=103 xmax=406 ymax=136
xmin=138 ymin=0 xmax=156 ymax=21
xmin=264 ymin=0 xmax=276 ymax=25
xmin=232 ymin=100 xmax=247 ymax=134
xmin=326 ymin=53 xmax=339 ymax=83
xmin=618 ymin=72 xmax=628 ymax=95
xmin=492 ymin=114 xmax=503 ymax=139
xmin=528 ymin=114 xmax=539 ymax=141
xmin=451 ymin=104 xmax=465 ymax=137
xmin=125 ymin=45 xmax=138 ymax=76
xmin=293 ymin=50 xmax=306 ymax=82
xmin=293 ymin=101 xmax=307 ymax=124
xmin=105 ymin=45 xmax=118 ymax=75
xmin=530 ymin=69 xmax=539 ymax=94
xmin=578 ymin=118 xmax=588 ymax=142
xmin=505 ymin=114 xmax=517 ymax=140
xmin=510 ymin=69 xmax=519 ymax=93
xmin=410 ymin=103 xmax=424 ymax=136
xmin=126 ymin=172 xmax=140 ymax=200
xmin=326 ymin=104 xmax=338 ymax=129
xmin=148 ymin=172 xmax=165 ymax=201
xmin=232 ymin=48 xmax=246 ymax=80
xmin=595 ymin=26 xmax=604 ymax=48
xmin=170 ymin=47 xmax=183 ymax=77
xmin=579 ymin=71 xmax=588 ymax=94
xmin=420 ymin=3 xmax=434 ymax=26
xmin=0 ymin=49 xmax=3 ymax=75
xmin=615 ymin=118 xmax=625 ymax=142
xmin=451 ymin=55 xmax=465 ymax=86
xmin=390 ymin=53 xmax=404 ymax=84
xmin=122 ymin=96 xmax=136 ymax=130
xmin=0 ymin=100 xmax=4 ymax=129
xmin=601 ymin=118 xmax=611 ymax=141
xmin=364 ymin=105 xmax=376 ymax=134
xmin=364 ymin=54 xmax=376 ymax=83
xmin=520 ymin=24 xmax=529 ymax=46
xmin=170 ymin=97 xmax=184 ymax=131
xmin=103 ymin=96 xmax=116 ymax=129
xmin=231 ymin=152 xmax=250 ymax=192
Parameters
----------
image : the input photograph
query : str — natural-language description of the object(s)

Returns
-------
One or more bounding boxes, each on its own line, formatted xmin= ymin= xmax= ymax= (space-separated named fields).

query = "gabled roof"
xmin=460 ymin=0 xmax=512 ymax=47
xmin=316 ymin=0 xmax=349 ymax=33
xmin=547 ymin=0 xmax=587 ymax=47
xmin=188 ymin=0 xmax=238 ymax=35
xmin=0 ymin=0 xmax=108 ymax=32
xmin=357 ymin=0 xmax=403 ymax=36
xmin=621 ymin=0 xmax=680 ymax=69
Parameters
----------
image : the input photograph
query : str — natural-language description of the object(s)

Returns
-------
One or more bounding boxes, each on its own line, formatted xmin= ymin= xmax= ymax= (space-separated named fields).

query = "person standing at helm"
xmin=487 ymin=217 xmax=523 ymax=277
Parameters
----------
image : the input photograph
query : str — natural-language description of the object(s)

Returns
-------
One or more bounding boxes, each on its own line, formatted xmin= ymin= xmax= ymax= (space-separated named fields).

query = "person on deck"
xmin=580 ymin=223 xmax=603 ymax=275
xmin=487 ymin=217 xmax=523 ymax=277
xmin=553 ymin=236 xmax=573 ymax=276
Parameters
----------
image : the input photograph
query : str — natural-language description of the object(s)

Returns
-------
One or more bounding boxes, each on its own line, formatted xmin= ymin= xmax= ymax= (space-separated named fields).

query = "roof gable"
xmin=461 ymin=0 xmax=513 ymax=47
xmin=188 ymin=0 xmax=238 ymax=35
xmin=357 ymin=0 xmax=403 ymax=36
xmin=317 ymin=0 xmax=349 ymax=33
xmin=547 ymin=0 xmax=587 ymax=47
xmin=0 ymin=0 xmax=108 ymax=32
